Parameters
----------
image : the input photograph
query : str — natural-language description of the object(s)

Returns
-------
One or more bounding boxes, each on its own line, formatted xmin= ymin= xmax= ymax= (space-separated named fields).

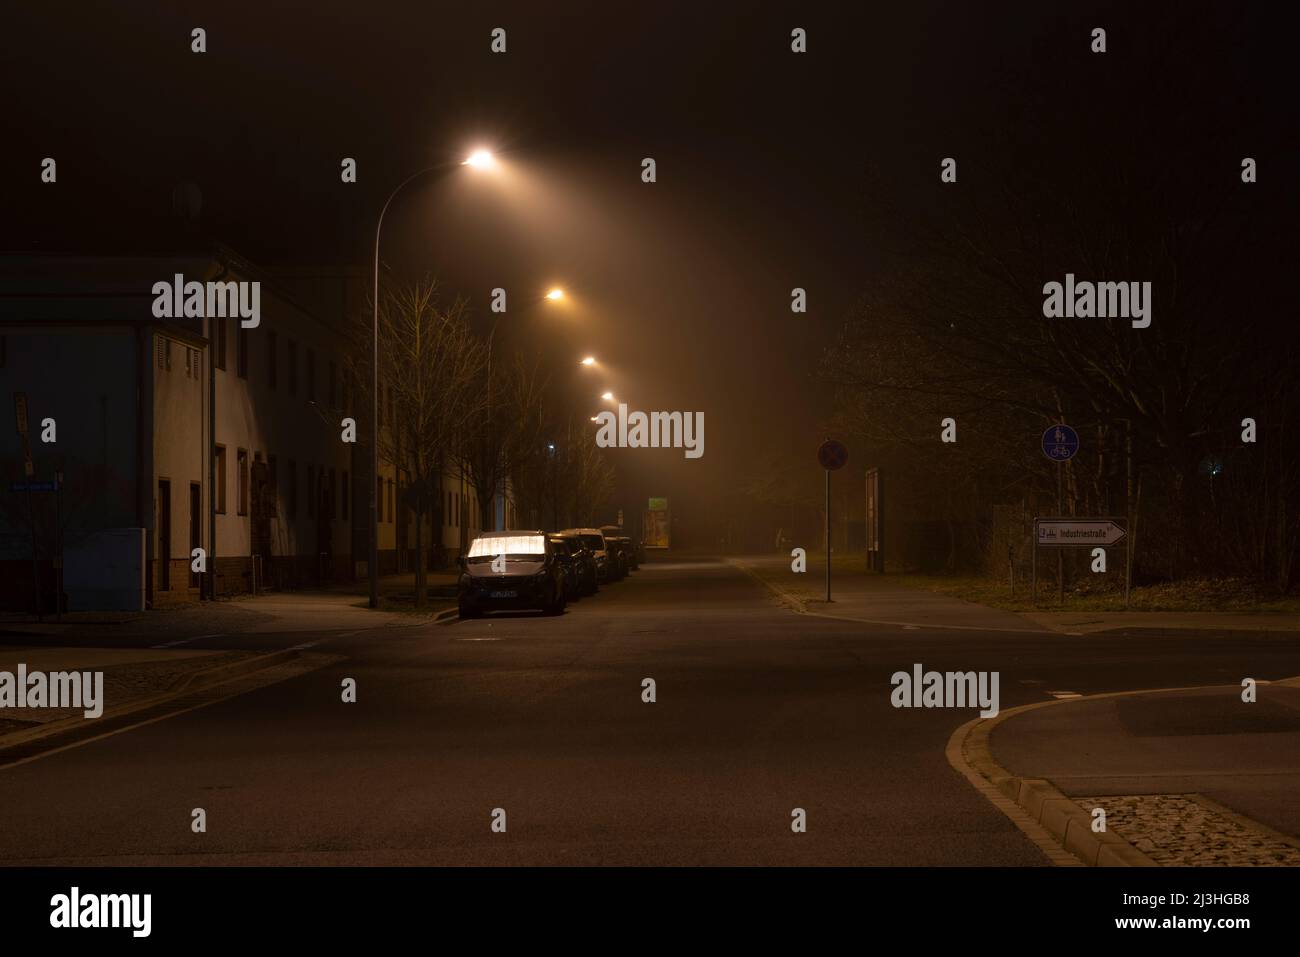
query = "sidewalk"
xmin=0 ymin=572 xmax=458 ymax=640
xmin=730 ymin=555 xmax=1050 ymax=633
xmin=989 ymin=678 xmax=1300 ymax=865
xmin=732 ymin=554 xmax=1300 ymax=636
xmin=1020 ymin=610 xmax=1300 ymax=636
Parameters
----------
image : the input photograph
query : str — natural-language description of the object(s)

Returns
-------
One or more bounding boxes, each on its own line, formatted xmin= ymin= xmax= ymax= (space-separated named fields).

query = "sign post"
xmin=817 ymin=439 xmax=848 ymax=602
xmin=1032 ymin=518 xmax=1127 ymax=606
xmin=14 ymin=392 xmax=41 ymax=622
xmin=1040 ymin=424 xmax=1080 ymax=605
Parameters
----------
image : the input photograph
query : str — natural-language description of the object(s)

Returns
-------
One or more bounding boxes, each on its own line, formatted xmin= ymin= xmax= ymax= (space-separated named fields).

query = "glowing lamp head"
xmin=464 ymin=149 xmax=496 ymax=169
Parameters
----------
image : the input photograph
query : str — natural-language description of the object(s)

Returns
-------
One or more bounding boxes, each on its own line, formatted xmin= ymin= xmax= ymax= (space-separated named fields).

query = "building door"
xmin=157 ymin=480 xmax=171 ymax=591
xmin=189 ymin=482 xmax=202 ymax=588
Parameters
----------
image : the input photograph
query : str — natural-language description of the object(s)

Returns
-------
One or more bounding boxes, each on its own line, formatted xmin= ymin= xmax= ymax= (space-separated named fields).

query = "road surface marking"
xmin=152 ymin=634 xmax=225 ymax=648
xmin=1049 ymin=691 xmax=1081 ymax=699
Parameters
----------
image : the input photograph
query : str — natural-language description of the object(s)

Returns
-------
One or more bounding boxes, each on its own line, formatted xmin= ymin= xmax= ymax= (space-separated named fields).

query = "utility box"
xmin=63 ymin=527 xmax=146 ymax=611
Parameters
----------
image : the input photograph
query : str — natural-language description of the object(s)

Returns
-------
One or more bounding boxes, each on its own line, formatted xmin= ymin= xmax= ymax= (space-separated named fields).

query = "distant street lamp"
xmin=601 ymin=391 xmax=615 ymax=402
xmin=484 ymin=287 xmax=566 ymax=531
xmin=580 ymin=356 xmax=596 ymax=366
xmin=369 ymin=149 xmax=497 ymax=609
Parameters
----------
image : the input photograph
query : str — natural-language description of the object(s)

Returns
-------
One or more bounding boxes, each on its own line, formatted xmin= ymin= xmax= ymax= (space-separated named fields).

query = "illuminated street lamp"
xmin=601 ymin=391 xmax=615 ymax=402
xmin=484 ymin=286 xmax=566 ymax=531
xmin=370 ymin=148 xmax=498 ymax=608
xmin=580 ymin=356 xmax=596 ymax=366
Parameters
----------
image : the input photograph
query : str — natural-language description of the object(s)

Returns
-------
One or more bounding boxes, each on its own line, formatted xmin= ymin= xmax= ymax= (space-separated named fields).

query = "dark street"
xmin=3 ymin=557 xmax=1298 ymax=867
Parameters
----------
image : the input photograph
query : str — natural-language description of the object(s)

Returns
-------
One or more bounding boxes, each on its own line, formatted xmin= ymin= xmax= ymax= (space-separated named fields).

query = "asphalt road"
xmin=3 ymin=557 xmax=1299 ymax=865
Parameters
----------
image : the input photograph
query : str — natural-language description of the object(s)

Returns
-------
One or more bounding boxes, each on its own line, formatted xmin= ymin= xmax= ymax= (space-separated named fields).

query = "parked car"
xmin=547 ymin=536 xmax=583 ymax=601
xmin=562 ymin=528 xmax=614 ymax=583
xmin=600 ymin=526 xmax=639 ymax=572
xmin=458 ymin=530 xmax=567 ymax=618
xmin=551 ymin=533 xmax=598 ymax=595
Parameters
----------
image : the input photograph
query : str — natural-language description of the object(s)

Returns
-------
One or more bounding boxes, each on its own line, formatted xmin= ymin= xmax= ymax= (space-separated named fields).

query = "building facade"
xmin=0 ymin=247 xmax=483 ymax=612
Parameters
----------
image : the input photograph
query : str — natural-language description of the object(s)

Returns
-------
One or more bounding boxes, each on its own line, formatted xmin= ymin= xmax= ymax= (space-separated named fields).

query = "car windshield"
xmin=578 ymin=534 xmax=604 ymax=551
xmin=467 ymin=535 xmax=546 ymax=563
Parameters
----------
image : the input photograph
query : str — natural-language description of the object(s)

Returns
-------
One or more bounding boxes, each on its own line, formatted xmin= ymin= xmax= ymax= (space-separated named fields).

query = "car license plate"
xmin=490 ymin=590 xmax=517 ymax=599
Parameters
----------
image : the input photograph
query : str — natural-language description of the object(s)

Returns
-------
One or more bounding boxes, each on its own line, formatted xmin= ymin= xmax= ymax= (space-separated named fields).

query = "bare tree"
xmin=349 ymin=279 xmax=484 ymax=606
xmin=459 ymin=353 xmax=548 ymax=533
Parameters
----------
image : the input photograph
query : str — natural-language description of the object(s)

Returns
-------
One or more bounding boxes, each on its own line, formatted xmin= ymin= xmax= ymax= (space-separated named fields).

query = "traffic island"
xmin=951 ymin=677 xmax=1300 ymax=866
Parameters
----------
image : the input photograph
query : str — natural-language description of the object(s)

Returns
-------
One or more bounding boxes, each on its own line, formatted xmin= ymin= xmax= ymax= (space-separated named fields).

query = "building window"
xmin=214 ymin=320 xmax=226 ymax=371
xmin=267 ymin=331 xmax=277 ymax=390
xmin=288 ymin=460 xmax=297 ymax=518
xmin=307 ymin=465 xmax=316 ymax=518
xmin=237 ymin=448 xmax=249 ymax=515
xmin=214 ymin=445 xmax=227 ymax=514
xmin=287 ymin=340 xmax=298 ymax=395
xmin=342 ymin=471 xmax=349 ymax=521
xmin=387 ymin=479 xmax=394 ymax=525
xmin=236 ymin=325 xmax=248 ymax=379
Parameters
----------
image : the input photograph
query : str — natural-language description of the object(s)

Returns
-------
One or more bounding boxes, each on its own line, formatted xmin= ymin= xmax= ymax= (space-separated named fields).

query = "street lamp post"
xmin=369 ymin=151 xmax=496 ymax=608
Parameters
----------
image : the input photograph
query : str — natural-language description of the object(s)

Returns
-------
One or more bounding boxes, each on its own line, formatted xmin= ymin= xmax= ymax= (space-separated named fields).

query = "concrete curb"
xmin=948 ymin=676 xmax=1300 ymax=866
xmin=0 ymin=647 xmax=303 ymax=762
xmin=950 ymin=699 xmax=1160 ymax=867
xmin=727 ymin=559 xmax=1058 ymax=634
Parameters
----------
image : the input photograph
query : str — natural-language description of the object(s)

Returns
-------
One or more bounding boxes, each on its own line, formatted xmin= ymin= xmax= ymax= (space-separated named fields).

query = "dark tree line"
xmin=822 ymin=19 xmax=1299 ymax=590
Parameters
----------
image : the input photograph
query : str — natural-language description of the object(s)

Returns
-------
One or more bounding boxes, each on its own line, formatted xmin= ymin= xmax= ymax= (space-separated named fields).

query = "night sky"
xmin=4 ymin=1 xmax=1291 ymax=536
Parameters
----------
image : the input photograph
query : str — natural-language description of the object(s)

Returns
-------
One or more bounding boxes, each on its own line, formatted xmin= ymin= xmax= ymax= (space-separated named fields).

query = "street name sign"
xmin=1035 ymin=519 xmax=1125 ymax=547
xmin=9 ymin=481 xmax=58 ymax=493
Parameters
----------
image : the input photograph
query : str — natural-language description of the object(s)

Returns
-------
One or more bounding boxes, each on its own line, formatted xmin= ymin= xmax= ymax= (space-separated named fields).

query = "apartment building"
xmin=0 ymin=247 xmax=482 ymax=612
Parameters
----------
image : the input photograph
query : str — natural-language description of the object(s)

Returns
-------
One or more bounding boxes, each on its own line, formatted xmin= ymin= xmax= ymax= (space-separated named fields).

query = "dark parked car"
xmin=458 ymin=530 xmax=567 ymax=618
xmin=547 ymin=536 xmax=583 ymax=601
xmin=562 ymin=528 xmax=614 ymax=583
xmin=550 ymin=533 xmax=598 ymax=596
xmin=600 ymin=526 xmax=639 ymax=572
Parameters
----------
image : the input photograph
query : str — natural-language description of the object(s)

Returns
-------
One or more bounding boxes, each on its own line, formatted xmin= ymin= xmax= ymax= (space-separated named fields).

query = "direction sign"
xmin=1041 ymin=424 xmax=1079 ymax=461
xmin=1036 ymin=519 xmax=1125 ymax=547
xmin=817 ymin=439 xmax=848 ymax=471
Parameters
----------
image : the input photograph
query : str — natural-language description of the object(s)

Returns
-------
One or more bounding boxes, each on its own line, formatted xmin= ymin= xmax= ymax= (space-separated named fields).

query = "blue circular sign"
xmin=1041 ymin=424 xmax=1080 ymax=461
